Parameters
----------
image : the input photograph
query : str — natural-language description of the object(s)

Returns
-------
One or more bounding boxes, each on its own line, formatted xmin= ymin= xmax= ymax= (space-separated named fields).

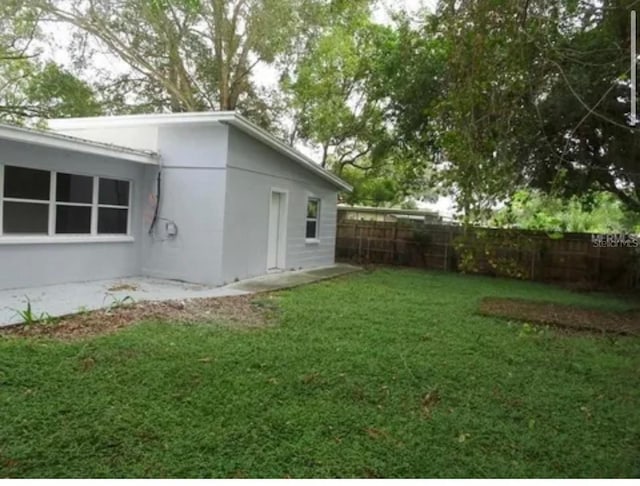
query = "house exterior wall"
xmin=0 ymin=139 xmax=146 ymax=290
xmin=50 ymin=123 xmax=230 ymax=286
xmin=53 ymin=125 xmax=160 ymax=152
xmin=221 ymin=127 xmax=337 ymax=283
xmin=140 ymin=125 xmax=229 ymax=285
xmin=5 ymin=118 xmax=342 ymax=291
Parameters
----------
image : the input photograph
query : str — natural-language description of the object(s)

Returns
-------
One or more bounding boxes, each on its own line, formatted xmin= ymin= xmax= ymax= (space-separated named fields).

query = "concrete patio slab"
xmin=0 ymin=263 xmax=361 ymax=326
xmin=0 ymin=277 xmax=249 ymax=327
xmin=227 ymin=263 xmax=361 ymax=293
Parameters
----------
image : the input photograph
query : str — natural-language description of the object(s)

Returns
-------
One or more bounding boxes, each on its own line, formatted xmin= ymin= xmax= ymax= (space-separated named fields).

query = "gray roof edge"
xmin=226 ymin=113 xmax=353 ymax=192
xmin=49 ymin=111 xmax=353 ymax=192
xmin=0 ymin=122 xmax=159 ymax=164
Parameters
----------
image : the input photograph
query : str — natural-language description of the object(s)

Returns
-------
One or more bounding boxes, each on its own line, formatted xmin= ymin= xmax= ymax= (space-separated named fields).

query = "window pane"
xmin=306 ymin=220 xmax=317 ymax=239
xmin=56 ymin=173 xmax=93 ymax=203
xmin=98 ymin=208 xmax=128 ymax=234
xmin=99 ymin=178 xmax=129 ymax=206
xmin=4 ymin=166 xmax=50 ymax=200
xmin=3 ymin=201 xmax=48 ymax=234
xmin=55 ymin=205 xmax=91 ymax=234
xmin=307 ymin=199 xmax=319 ymax=218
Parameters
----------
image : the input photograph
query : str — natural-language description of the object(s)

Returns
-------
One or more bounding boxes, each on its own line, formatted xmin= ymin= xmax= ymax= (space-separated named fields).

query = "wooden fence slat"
xmin=335 ymin=218 xmax=638 ymax=290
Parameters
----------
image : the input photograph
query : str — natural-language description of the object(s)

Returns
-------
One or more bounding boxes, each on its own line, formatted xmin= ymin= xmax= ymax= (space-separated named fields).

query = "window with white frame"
xmin=98 ymin=178 xmax=130 ymax=234
xmin=305 ymin=197 xmax=320 ymax=240
xmin=2 ymin=166 xmax=50 ymax=234
xmin=1 ymin=165 xmax=131 ymax=237
xmin=56 ymin=172 xmax=93 ymax=233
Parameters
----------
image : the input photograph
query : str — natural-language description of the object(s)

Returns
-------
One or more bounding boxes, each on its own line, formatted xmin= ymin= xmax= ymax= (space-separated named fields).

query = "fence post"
xmin=530 ymin=249 xmax=535 ymax=280
xmin=443 ymin=242 xmax=448 ymax=271
xmin=358 ymin=223 xmax=363 ymax=262
xmin=392 ymin=223 xmax=398 ymax=264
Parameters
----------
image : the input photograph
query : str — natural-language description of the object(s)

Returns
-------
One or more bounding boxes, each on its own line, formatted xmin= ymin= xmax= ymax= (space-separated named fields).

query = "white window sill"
xmin=305 ymin=238 xmax=320 ymax=245
xmin=0 ymin=235 xmax=134 ymax=245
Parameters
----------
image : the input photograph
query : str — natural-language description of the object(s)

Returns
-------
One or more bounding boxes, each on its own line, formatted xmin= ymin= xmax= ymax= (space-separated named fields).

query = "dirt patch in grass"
xmin=0 ymin=294 xmax=278 ymax=340
xmin=478 ymin=297 xmax=640 ymax=336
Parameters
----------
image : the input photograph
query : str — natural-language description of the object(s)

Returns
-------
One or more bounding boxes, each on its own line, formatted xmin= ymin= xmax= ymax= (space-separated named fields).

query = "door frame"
xmin=267 ymin=187 xmax=288 ymax=271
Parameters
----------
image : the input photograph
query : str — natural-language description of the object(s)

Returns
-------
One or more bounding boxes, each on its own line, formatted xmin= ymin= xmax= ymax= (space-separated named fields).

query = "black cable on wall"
xmin=148 ymin=169 xmax=162 ymax=235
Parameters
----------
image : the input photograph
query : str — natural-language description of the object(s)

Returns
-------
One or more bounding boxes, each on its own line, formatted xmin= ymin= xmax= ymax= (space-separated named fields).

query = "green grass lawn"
xmin=1 ymin=268 xmax=639 ymax=478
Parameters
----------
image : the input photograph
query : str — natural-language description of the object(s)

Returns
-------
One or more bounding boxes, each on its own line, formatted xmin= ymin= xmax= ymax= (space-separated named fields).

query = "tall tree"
xmin=283 ymin=11 xmax=444 ymax=204
xmin=524 ymin=0 xmax=640 ymax=213
xmin=284 ymin=8 xmax=384 ymax=169
xmin=39 ymin=0 xmax=363 ymax=123
xmin=428 ymin=0 xmax=559 ymax=221
xmin=0 ymin=1 xmax=100 ymax=123
xmin=0 ymin=0 xmax=40 ymax=121
xmin=429 ymin=0 xmax=639 ymax=219
xmin=0 ymin=1 xmax=38 ymax=59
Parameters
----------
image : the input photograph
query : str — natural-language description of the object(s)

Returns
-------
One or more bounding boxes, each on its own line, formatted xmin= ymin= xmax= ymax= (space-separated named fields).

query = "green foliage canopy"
xmin=0 ymin=1 xmax=101 ymax=123
xmin=491 ymin=190 xmax=640 ymax=234
xmin=2 ymin=0 xmax=639 ymax=213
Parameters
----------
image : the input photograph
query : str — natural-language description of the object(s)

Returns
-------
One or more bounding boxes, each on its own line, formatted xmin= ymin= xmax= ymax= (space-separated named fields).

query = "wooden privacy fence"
xmin=336 ymin=220 xmax=640 ymax=290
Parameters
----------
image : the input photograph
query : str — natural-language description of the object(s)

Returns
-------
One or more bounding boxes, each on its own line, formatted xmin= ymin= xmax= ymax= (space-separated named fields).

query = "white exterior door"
xmin=267 ymin=191 xmax=286 ymax=270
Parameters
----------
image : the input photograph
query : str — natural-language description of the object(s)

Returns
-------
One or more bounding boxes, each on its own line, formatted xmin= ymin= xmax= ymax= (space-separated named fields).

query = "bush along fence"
xmin=335 ymin=218 xmax=640 ymax=290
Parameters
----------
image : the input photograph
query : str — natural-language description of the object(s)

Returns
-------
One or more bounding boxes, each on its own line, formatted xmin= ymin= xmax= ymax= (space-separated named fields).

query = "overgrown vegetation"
xmin=104 ymin=295 xmax=135 ymax=313
xmin=12 ymin=297 xmax=53 ymax=326
xmin=491 ymin=190 xmax=640 ymax=234
xmin=0 ymin=269 xmax=638 ymax=478
xmin=454 ymin=228 xmax=538 ymax=279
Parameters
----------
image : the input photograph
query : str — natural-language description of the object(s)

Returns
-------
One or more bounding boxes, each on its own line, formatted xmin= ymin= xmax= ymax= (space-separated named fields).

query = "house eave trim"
xmin=226 ymin=114 xmax=353 ymax=192
xmin=50 ymin=112 xmax=352 ymax=190
xmin=0 ymin=124 xmax=159 ymax=164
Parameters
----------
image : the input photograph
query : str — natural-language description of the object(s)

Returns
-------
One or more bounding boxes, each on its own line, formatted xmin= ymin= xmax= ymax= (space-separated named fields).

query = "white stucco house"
xmin=0 ymin=111 xmax=351 ymax=291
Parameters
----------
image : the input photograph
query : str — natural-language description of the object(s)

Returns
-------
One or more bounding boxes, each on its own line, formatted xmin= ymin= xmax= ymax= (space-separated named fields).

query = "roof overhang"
xmin=225 ymin=115 xmax=352 ymax=192
xmin=49 ymin=112 xmax=353 ymax=192
xmin=0 ymin=123 xmax=159 ymax=165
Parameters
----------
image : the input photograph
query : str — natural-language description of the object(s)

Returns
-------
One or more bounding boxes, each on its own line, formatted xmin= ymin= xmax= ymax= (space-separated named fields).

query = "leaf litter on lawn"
xmin=478 ymin=297 xmax=640 ymax=336
xmin=0 ymin=294 xmax=279 ymax=340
